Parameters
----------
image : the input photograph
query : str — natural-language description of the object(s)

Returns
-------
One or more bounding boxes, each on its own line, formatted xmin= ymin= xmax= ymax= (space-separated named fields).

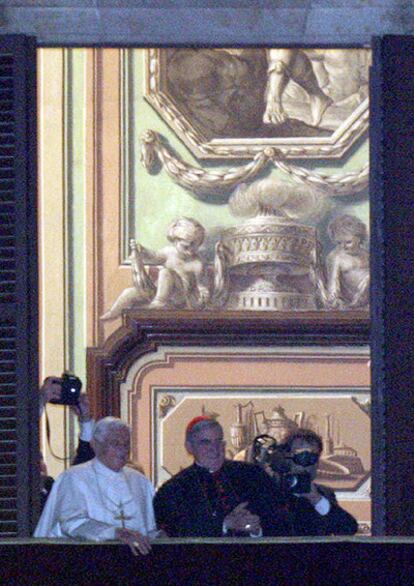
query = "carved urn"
xmin=221 ymin=215 xmax=317 ymax=311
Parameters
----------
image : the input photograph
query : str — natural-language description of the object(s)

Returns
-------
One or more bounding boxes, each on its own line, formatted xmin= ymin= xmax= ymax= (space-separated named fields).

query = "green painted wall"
xmin=129 ymin=49 xmax=369 ymax=256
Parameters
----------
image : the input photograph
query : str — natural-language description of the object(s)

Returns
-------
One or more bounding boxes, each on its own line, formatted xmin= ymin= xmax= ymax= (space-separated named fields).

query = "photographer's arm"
xmin=71 ymin=395 xmax=96 ymax=466
xmin=315 ymin=487 xmax=358 ymax=535
xmin=302 ymin=482 xmax=331 ymax=515
xmin=292 ymin=486 xmax=358 ymax=536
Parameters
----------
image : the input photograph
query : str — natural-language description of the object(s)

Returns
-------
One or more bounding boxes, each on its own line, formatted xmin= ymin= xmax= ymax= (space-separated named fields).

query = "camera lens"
xmin=287 ymin=474 xmax=298 ymax=489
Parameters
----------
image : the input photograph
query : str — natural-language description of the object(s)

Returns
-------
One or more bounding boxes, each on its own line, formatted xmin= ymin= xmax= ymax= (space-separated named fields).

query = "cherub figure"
xmin=146 ymin=217 xmax=210 ymax=309
xmin=325 ymin=214 xmax=369 ymax=310
xmin=101 ymin=217 xmax=209 ymax=320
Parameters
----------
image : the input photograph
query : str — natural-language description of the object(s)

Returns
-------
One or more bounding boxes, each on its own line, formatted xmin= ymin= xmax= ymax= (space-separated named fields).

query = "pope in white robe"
xmin=35 ymin=417 xmax=157 ymax=555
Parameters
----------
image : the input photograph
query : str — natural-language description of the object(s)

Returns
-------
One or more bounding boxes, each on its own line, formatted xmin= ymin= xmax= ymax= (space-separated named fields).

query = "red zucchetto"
xmin=186 ymin=415 xmax=213 ymax=435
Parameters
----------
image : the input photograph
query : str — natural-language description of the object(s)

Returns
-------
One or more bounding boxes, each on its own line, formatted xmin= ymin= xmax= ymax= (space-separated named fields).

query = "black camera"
xmin=252 ymin=434 xmax=311 ymax=495
xmin=282 ymin=471 xmax=311 ymax=495
xmin=49 ymin=373 xmax=82 ymax=405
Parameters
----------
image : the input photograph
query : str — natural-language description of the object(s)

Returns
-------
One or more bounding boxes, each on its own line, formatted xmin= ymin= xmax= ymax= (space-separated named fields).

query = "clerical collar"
xmin=195 ymin=461 xmax=223 ymax=474
xmin=93 ymin=457 xmax=125 ymax=479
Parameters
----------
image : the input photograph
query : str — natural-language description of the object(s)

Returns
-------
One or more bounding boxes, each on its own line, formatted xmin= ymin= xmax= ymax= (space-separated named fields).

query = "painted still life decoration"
xmin=155 ymin=390 xmax=371 ymax=494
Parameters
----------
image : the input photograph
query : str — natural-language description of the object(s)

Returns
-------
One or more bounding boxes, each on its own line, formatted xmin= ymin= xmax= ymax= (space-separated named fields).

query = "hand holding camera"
xmin=39 ymin=377 xmax=61 ymax=405
xmin=39 ymin=373 xmax=82 ymax=409
xmin=47 ymin=373 xmax=82 ymax=405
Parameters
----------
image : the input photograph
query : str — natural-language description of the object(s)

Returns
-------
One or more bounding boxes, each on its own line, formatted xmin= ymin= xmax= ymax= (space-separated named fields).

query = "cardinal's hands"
xmin=223 ymin=501 xmax=262 ymax=536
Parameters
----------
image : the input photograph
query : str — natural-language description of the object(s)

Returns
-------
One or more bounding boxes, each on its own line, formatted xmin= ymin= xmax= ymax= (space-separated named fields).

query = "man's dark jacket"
xmin=154 ymin=460 xmax=293 ymax=537
xmin=289 ymin=483 xmax=358 ymax=536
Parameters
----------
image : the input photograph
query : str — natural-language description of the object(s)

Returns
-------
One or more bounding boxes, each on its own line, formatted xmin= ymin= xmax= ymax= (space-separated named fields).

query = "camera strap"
xmin=44 ymin=406 xmax=71 ymax=462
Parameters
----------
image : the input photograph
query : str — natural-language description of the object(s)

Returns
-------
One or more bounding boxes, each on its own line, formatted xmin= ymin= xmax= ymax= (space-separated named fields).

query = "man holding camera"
xmin=282 ymin=428 xmax=358 ymax=536
xmin=39 ymin=375 xmax=95 ymax=464
xmin=39 ymin=375 xmax=95 ymax=510
xmin=39 ymin=375 xmax=96 ymax=458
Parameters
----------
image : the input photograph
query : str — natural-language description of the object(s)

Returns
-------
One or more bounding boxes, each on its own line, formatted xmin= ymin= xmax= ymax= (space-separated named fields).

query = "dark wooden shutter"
xmin=0 ymin=35 xmax=38 ymax=537
xmin=370 ymin=35 xmax=414 ymax=535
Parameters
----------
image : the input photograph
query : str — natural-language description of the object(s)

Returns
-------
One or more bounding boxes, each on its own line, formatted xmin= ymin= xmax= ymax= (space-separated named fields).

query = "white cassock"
xmin=34 ymin=458 xmax=156 ymax=540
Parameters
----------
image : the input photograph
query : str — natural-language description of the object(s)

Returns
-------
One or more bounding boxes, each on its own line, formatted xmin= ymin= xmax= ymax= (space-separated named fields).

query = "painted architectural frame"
xmin=145 ymin=47 xmax=370 ymax=160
